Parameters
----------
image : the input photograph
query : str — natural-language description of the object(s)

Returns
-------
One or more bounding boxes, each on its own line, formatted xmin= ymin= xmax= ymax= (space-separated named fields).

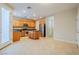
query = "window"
xmin=1 ymin=8 xmax=10 ymax=43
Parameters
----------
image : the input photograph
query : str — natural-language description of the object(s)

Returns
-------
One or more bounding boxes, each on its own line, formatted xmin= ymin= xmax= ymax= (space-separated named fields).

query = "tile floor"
xmin=0 ymin=37 xmax=79 ymax=55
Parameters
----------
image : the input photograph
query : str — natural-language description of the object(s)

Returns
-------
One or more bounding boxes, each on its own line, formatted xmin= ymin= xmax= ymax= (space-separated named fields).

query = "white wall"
xmin=35 ymin=21 xmax=39 ymax=30
xmin=54 ymin=8 xmax=77 ymax=44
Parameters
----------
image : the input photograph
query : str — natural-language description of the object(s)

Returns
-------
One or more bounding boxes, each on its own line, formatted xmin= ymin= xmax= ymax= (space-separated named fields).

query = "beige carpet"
xmin=0 ymin=37 xmax=79 ymax=55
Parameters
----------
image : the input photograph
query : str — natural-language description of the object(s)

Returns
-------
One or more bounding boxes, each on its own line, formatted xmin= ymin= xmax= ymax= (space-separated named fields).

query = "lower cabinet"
xmin=13 ymin=32 xmax=21 ymax=42
xmin=28 ymin=31 xmax=40 ymax=39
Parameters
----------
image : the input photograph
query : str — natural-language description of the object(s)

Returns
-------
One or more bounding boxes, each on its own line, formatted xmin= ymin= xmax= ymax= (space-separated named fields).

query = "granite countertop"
xmin=13 ymin=26 xmax=36 ymax=32
xmin=13 ymin=28 xmax=23 ymax=30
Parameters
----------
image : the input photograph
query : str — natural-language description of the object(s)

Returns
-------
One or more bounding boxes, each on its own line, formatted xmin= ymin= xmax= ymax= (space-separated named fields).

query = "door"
xmin=1 ymin=8 xmax=10 ymax=43
xmin=76 ymin=17 xmax=79 ymax=47
xmin=46 ymin=16 xmax=54 ymax=37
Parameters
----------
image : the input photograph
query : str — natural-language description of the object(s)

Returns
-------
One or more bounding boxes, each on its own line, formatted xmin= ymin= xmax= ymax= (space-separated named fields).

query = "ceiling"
xmin=11 ymin=3 xmax=78 ymax=19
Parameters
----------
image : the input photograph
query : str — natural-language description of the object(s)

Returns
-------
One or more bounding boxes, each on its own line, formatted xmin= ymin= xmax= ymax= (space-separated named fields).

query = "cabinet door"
xmin=13 ymin=32 xmax=20 ymax=42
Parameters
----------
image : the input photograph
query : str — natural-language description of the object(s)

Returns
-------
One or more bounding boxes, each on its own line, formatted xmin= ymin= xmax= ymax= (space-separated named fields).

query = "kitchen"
xmin=13 ymin=17 xmax=46 ymax=42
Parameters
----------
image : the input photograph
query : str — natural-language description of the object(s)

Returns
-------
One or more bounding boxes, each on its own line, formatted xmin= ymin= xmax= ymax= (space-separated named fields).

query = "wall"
xmin=39 ymin=19 xmax=45 ymax=26
xmin=35 ymin=20 xmax=39 ymax=30
xmin=54 ymin=8 xmax=77 ymax=44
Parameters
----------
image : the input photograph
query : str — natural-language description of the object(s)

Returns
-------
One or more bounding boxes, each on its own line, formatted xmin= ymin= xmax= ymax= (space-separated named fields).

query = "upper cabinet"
xmin=13 ymin=18 xmax=36 ymax=28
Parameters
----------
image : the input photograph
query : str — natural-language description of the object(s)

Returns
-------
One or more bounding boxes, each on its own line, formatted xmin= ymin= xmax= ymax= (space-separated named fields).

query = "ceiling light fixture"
xmin=27 ymin=6 xmax=32 ymax=9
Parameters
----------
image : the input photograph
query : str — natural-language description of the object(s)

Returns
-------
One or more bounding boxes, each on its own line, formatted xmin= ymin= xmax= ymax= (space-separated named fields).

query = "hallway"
xmin=0 ymin=37 xmax=79 ymax=55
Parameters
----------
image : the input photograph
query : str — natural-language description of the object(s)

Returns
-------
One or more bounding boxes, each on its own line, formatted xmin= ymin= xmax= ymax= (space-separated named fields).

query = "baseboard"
xmin=0 ymin=41 xmax=11 ymax=50
xmin=54 ymin=38 xmax=76 ymax=44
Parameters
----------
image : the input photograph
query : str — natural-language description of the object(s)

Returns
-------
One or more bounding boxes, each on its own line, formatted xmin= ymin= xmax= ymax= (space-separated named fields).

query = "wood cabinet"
xmin=20 ymin=30 xmax=26 ymax=37
xmin=13 ymin=19 xmax=36 ymax=28
xmin=28 ymin=31 xmax=40 ymax=39
xmin=13 ymin=32 xmax=21 ymax=42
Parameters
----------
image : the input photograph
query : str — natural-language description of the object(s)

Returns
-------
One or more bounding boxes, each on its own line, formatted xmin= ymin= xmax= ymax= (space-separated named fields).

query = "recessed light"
xmin=23 ymin=10 xmax=26 ymax=13
xmin=13 ymin=12 xmax=17 ymax=16
xmin=40 ymin=16 xmax=42 ymax=18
